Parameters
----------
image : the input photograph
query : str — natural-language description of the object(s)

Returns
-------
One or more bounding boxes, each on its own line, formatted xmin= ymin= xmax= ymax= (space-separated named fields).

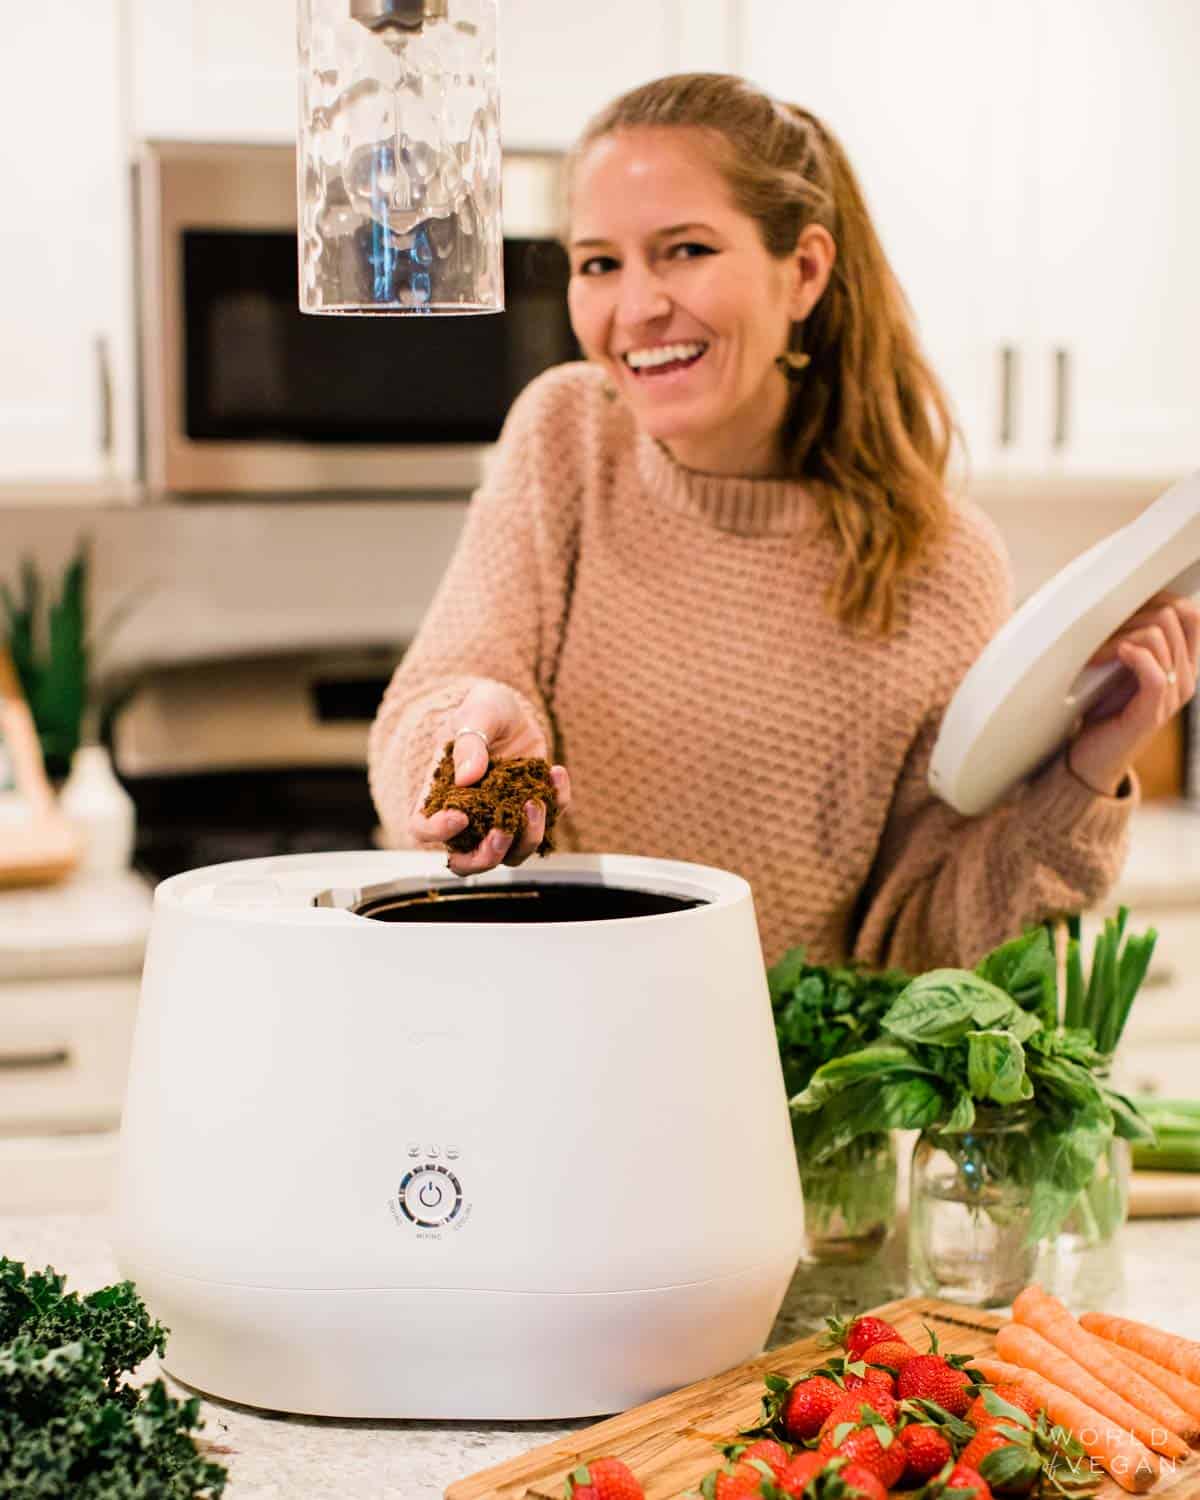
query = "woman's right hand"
xmin=406 ymin=681 xmax=572 ymax=876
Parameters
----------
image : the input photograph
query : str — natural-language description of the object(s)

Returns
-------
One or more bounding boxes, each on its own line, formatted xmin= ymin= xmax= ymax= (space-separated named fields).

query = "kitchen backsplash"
xmin=0 ymin=474 xmax=1171 ymax=689
xmin=0 ymin=499 xmax=468 ymax=689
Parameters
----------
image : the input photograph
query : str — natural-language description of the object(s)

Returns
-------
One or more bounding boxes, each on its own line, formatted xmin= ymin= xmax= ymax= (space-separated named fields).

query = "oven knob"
xmin=399 ymin=1165 xmax=463 ymax=1227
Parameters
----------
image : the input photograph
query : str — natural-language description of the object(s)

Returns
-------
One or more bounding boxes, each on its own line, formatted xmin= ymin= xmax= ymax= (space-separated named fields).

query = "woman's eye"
xmin=668 ymin=242 xmax=715 ymax=261
xmin=576 ymin=255 xmax=617 ymax=276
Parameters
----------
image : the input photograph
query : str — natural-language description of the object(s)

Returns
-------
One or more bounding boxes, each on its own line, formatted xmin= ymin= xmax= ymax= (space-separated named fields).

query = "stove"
xmin=109 ymin=650 xmax=400 ymax=882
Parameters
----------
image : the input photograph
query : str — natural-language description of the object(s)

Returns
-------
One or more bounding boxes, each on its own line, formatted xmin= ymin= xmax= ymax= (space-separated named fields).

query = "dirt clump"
xmin=422 ymin=742 xmax=559 ymax=855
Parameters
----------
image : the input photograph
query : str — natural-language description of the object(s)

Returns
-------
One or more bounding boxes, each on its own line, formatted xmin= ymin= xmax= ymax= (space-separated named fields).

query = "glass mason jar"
xmin=908 ymin=1105 xmax=1038 ymax=1307
xmin=799 ymin=1132 xmax=897 ymax=1264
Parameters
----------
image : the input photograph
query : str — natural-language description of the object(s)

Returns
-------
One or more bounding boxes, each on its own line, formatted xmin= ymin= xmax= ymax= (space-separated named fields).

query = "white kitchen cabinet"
xmin=741 ymin=1 xmax=1024 ymax=481
xmin=126 ymin=0 xmax=738 ymax=151
xmin=0 ymin=1 xmax=135 ymax=484
xmin=0 ymin=975 xmax=141 ymax=1134
xmin=1030 ymin=0 xmax=1200 ymax=478
xmin=128 ymin=0 xmax=297 ymax=143
xmin=500 ymin=0 xmax=736 ymax=148
xmin=741 ymin=0 xmax=1200 ymax=483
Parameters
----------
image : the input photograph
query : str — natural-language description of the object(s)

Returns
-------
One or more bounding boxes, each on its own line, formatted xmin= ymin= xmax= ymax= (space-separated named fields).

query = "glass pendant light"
xmin=297 ymin=0 xmax=501 ymax=315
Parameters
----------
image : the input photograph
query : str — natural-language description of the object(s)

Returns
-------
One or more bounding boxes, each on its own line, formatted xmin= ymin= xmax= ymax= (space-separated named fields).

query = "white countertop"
xmin=1 ymin=1212 xmax=1196 ymax=1500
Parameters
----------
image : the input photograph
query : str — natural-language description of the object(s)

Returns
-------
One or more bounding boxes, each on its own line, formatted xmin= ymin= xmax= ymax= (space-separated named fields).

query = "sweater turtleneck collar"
xmin=634 ymin=425 xmax=818 ymax=537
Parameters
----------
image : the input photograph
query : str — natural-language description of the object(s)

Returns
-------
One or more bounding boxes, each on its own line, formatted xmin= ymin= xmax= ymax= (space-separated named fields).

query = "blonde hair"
xmin=568 ymin=73 xmax=959 ymax=638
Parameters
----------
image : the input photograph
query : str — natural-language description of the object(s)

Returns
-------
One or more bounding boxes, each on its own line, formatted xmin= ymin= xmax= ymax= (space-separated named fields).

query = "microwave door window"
xmin=182 ymin=231 xmax=578 ymax=445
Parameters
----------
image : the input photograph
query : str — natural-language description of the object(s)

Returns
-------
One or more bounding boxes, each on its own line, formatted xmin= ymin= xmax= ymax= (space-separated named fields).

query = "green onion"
xmin=1066 ymin=906 xmax=1156 ymax=1058
xmin=1064 ymin=936 xmax=1085 ymax=1030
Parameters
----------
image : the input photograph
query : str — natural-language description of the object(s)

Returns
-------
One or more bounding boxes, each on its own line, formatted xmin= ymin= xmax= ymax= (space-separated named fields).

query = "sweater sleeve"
xmin=850 ymin=511 xmax=1139 ymax=973
xmin=367 ymin=366 xmax=586 ymax=843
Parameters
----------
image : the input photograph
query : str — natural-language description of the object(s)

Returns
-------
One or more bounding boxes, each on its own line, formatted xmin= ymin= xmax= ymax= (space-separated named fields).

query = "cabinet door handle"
xmin=96 ymin=334 xmax=114 ymax=459
xmin=0 ymin=1047 xmax=70 ymax=1072
xmin=999 ymin=345 xmax=1017 ymax=448
xmin=1053 ymin=347 xmax=1070 ymax=450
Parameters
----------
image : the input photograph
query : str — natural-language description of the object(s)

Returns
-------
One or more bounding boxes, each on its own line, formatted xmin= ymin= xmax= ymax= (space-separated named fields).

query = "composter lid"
xmin=930 ymin=472 xmax=1200 ymax=816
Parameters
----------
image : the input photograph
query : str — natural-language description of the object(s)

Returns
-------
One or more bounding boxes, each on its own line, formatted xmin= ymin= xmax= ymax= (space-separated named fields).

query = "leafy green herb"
xmin=966 ymin=1029 xmax=1034 ymax=1106
xmin=787 ymin=923 xmax=1155 ymax=1244
xmin=976 ymin=926 xmax=1059 ymax=1031
xmin=0 ymin=1256 xmax=227 ymax=1498
xmin=769 ymin=949 xmax=910 ymax=1096
xmin=881 ymin=971 xmax=1020 ymax=1046
xmin=769 ymin=949 xmax=910 ymax=1234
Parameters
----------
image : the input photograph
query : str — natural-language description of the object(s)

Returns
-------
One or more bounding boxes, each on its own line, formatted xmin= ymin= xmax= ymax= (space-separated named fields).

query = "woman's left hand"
xmin=1067 ymin=590 xmax=1200 ymax=796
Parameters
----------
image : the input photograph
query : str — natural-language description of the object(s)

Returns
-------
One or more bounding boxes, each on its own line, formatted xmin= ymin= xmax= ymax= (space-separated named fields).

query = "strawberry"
xmin=897 ymin=1355 xmax=973 ymax=1417
xmin=829 ymin=1315 xmax=902 ymax=1362
xmin=713 ymin=1462 xmax=770 ymax=1500
xmin=944 ymin=1463 xmax=993 ymax=1500
xmin=843 ymin=1366 xmax=896 ymax=1398
xmin=819 ymin=1391 xmax=900 ymax=1436
xmin=958 ymin=1430 xmax=1042 ymax=1496
xmin=783 ymin=1376 xmax=847 ymax=1440
xmin=736 ymin=1440 xmax=792 ymax=1481
xmin=818 ymin=1418 xmax=906 ymax=1489
xmin=897 ymin=1423 xmax=954 ymax=1484
xmin=565 ymin=1458 xmax=645 ymax=1500
xmin=775 ymin=1452 xmax=828 ymax=1497
xmin=964 ymin=1386 xmax=1040 ymax=1430
xmin=839 ymin=1462 xmax=891 ymax=1500
xmin=858 ymin=1337 xmax=919 ymax=1372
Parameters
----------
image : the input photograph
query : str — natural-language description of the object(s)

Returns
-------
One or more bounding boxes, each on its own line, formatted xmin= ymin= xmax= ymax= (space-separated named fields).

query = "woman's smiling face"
xmin=567 ymin=126 xmax=827 ymax=477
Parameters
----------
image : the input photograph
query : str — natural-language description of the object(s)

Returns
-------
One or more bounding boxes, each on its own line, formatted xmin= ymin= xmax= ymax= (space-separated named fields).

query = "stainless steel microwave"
xmin=134 ymin=141 xmax=576 ymax=495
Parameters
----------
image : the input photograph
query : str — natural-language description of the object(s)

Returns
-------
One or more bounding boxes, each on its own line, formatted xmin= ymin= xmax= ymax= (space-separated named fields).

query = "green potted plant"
xmin=2 ymin=542 xmax=147 ymax=873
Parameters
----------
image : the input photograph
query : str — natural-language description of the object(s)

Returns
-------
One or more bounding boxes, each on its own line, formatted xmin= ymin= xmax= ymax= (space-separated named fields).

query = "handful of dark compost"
xmin=422 ymin=741 xmax=559 ymax=855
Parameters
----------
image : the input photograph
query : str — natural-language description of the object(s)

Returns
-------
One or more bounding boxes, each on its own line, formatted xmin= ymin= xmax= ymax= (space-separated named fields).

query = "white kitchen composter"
xmin=931 ymin=471 xmax=1200 ymax=815
xmin=114 ymin=852 xmax=804 ymax=1419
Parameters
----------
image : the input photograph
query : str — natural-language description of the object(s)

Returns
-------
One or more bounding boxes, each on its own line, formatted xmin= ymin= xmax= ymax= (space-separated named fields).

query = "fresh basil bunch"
xmin=788 ymin=926 xmax=1154 ymax=1242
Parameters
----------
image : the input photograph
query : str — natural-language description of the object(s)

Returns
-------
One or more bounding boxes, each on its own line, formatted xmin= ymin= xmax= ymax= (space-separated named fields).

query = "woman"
xmin=368 ymin=73 xmax=1199 ymax=971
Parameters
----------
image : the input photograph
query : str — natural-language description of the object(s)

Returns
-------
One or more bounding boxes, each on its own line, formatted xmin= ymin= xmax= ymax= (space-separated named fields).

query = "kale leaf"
xmin=0 ymin=1258 xmax=227 ymax=1499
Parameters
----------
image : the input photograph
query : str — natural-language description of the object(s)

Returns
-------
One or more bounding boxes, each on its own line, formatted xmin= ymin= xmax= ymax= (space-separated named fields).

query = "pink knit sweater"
xmin=368 ymin=363 xmax=1135 ymax=971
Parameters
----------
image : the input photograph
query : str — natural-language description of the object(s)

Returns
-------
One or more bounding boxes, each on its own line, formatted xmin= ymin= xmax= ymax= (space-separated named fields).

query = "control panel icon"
xmin=398 ymin=1163 xmax=463 ymax=1228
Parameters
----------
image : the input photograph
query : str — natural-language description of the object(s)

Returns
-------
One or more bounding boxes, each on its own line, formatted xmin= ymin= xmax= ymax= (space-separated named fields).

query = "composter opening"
xmin=350 ymin=881 xmax=707 ymax=923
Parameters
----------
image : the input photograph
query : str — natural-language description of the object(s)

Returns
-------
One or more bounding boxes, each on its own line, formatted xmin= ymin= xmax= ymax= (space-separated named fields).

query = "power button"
xmin=398 ymin=1165 xmax=463 ymax=1227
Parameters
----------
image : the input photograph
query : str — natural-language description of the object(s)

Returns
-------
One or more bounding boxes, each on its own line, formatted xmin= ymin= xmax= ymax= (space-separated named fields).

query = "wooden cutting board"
xmin=446 ymin=1296 xmax=1200 ymax=1500
xmin=1129 ymin=1171 xmax=1200 ymax=1218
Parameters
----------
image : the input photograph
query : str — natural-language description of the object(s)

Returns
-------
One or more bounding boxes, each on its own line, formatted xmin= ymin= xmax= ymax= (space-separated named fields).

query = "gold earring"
xmin=774 ymin=350 xmax=811 ymax=381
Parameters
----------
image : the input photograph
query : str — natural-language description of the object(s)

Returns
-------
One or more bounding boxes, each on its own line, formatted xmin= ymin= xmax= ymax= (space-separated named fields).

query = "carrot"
xmin=968 ymin=1356 xmax=1048 ymax=1394
xmin=981 ymin=1337 xmax=1158 ymax=1493
xmin=1080 ymin=1311 xmax=1200 ymax=1388
xmin=998 ymin=1321 xmax=1183 ymax=1462
xmin=1013 ymin=1284 xmax=1200 ymax=1445
xmin=1094 ymin=1337 xmax=1200 ymax=1432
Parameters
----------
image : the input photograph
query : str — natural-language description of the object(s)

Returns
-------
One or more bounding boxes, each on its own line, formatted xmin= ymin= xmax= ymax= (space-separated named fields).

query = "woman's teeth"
xmin=624 ymin=342 xmax=708 ymax=374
